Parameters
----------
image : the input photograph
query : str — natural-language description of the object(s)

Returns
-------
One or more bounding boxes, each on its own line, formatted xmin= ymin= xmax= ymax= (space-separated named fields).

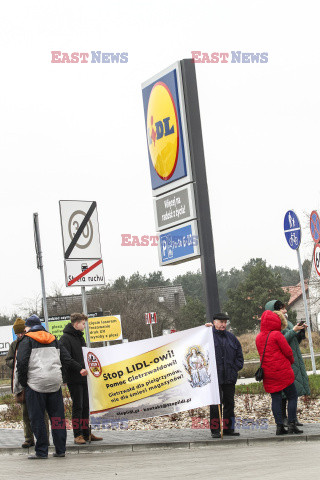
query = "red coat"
xmin=256 ymin=310 xmax=294 ymax=393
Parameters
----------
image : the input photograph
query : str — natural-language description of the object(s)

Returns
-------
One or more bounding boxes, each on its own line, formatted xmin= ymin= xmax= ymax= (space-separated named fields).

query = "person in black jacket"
xmin=205 ymin=313 xmax=244 ymax=438
xmin=59 ymin=313 xmax=102 ymax=445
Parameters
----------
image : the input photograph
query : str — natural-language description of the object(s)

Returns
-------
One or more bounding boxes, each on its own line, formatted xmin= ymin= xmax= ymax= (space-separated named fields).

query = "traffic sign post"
xmin=145 ymin=312 xmax=157 ymax=338
xmin=33 ymin=213 xmax=49 ymax=330
xmin=283 ymin=210 xmax=316 ymax=374
xmin=314 ymin=243 xmax=320 ymax=277
xmin=310 ymin=211 xmax=320 ymax=244
xmin=60 ymin=200 xmax=105 ymax=348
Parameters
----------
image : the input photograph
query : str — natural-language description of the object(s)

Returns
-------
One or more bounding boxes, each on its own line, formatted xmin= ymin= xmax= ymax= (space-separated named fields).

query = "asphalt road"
xmin=1 ymin=440 xmax=319 ymax=479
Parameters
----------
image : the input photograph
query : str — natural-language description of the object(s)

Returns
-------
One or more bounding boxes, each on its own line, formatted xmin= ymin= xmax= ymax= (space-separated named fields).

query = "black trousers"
xmin=68 ymin=383 xmax=89 ymax=438
xmin=25 ymin=386 xmax=66 ymax=457
xmin=210 ymin=384 xmax=235 ymax=433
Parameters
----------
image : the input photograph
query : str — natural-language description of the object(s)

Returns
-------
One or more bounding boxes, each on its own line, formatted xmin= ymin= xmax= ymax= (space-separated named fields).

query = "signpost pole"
xmin=180 ymin=59 xmax=220 ymax=320
xmin=81 ymin=286 xmax=91 ymax=347
xmin=296 ymin=249 xmax=317 ymax=374
xmin=33 ymin=213 xmax=49 ymax=331
xmin=150 ymin=324 xmax=153 ymax=338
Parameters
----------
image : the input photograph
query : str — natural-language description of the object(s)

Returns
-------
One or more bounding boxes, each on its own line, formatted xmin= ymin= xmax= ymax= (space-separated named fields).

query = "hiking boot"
xmin=276 ymin=424 xmax=288 ymax=435
xmin=22 ymin=440 xmax=35 ymax=448
xmin=288 ymin=422 xmax=303 ymax=434
xmin=74 ymin=435 xmax=86 ymax=445
xmin=84 ymin=433 xmax=103 ymax=442
xmin=53 ymin=453 xmax=65 ymax=457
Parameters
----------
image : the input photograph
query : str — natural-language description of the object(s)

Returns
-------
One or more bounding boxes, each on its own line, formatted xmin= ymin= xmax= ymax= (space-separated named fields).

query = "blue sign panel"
xmin=283 ymin=210 xmax=301 ymax=250
xmin=158 ymin=221 xmax=200 ymax=265
xmin=142 ymin=64 xmax=191 ymax=195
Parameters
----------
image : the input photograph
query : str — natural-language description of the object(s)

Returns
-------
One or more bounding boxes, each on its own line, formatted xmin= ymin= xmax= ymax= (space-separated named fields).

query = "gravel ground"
xmin=1 ymin=394 xmax=319 ymax=430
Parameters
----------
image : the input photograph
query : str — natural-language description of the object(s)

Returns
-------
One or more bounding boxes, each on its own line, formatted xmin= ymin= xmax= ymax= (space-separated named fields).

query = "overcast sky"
xmin=0 ymin=1 xmax=319 ymax=315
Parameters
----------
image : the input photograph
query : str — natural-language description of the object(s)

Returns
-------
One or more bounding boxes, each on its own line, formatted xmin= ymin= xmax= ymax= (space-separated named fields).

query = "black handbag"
xmin=255 ymin=332 xmax=271 ymax=381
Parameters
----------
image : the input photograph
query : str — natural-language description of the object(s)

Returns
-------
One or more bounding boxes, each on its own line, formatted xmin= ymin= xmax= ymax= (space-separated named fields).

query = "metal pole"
xmin=180 ymin=60 xmax=220 ymax=321
xmin=81 ymin=286 xmax=91 ymax=347
xmin=150 ymin=324 xmax=153 ymax=338
xmin=33 ymin=213 xmax=49 ymax=330
xmin=296 ymin=249 xmax=316 ymax=374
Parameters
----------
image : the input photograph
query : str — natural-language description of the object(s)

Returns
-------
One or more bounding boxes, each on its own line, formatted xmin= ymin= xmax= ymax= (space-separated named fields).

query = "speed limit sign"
xmin=314 ymin=243 xmax=320 ymax=277
xmin=59 ymin=200 xmax=104 ymax=287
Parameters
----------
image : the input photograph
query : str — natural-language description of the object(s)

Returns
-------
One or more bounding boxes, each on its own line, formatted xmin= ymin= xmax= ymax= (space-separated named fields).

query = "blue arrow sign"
xmin=284 ymin=210 xmax=301 ymax=250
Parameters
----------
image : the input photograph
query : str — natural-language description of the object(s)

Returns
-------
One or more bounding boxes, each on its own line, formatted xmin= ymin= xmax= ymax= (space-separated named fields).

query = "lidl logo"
xmin=147 ymin=82 xmax=179 ymax=180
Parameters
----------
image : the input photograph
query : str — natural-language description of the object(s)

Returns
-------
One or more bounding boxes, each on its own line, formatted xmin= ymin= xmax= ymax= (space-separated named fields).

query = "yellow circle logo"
xmin=147 ymin=82 xmax=179 ymax=180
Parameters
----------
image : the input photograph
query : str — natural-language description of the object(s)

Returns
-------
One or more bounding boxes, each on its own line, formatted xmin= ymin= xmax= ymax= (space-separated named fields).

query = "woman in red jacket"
xmin=256 ymin=310 xmax=302 ymax=435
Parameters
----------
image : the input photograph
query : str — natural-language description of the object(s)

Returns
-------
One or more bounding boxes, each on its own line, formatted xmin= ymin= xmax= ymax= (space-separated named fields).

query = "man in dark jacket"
xmin=59 ymin=313 xmax=102 ymax=445
xmin=206 ymin=313 xmax=244 ymax=438
xmin=16 ymin=314 xmax=78 ymax=459
xmin=6 ymin=317 xmax=36 ymax=448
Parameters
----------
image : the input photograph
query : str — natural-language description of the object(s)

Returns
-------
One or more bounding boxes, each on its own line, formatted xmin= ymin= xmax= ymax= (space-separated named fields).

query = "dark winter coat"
xmin=59 ymin=323 xmax=87 ymax=385
xmin=282 ymin=320 xmax=310 ymax=396
xmin=5 ymin=339 xmax=18 ymax=370
xmin=256 ymin=311 xmax=295 ymax=393
xmin=212 ymin=328 xmax=244 ymax=385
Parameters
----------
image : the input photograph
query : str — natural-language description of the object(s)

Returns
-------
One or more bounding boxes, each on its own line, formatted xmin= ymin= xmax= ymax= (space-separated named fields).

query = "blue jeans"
xmin=25 ymin=386 xmax=66 ymax=457
xmin=271 ymin=383 xmax=298 ymax=425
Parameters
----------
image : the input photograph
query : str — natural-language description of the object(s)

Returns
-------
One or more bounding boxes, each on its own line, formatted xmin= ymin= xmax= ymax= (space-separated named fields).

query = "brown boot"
xmin=22 ymin=439 xmax=35 ymax=448
xmin=74 ymin=435 xmax=86 ymax=445
xmin=84 ymin=433 xmax=103 ymax=442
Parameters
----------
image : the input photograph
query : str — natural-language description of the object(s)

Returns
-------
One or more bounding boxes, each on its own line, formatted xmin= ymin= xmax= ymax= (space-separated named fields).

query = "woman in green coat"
xmin=265 ymin=300 xmax=310 ymax=426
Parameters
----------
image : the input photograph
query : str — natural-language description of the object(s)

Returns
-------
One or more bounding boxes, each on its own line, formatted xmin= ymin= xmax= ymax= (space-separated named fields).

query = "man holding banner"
xmin=59 ymin=313 xmax=102 ymax=444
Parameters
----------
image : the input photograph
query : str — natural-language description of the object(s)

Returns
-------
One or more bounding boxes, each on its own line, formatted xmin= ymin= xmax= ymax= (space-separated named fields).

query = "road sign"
xmin=158 ymin=220 xmax=200 ymax=266
xmin=142 ymin=62 xmax=193 ymax=197
xmin=310 ymin=210 xmax=320 ymax=244
xmin=314 ymin=244 xmax=320 ymax=277
xmin=145 ymin=312 xmax=157 ymax=324
xmin=64 ymin=259 xmax=105 ymax=287
xmin=153 ymin=183 xmax=197 ymax=231
xmin=283 ymin=210 xmax=301 ymax=250
xmin=59 ymin=200 xmax=102 ymax=259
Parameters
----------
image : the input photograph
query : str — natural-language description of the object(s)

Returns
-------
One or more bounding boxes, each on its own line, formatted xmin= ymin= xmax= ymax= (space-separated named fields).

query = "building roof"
xmin=45 ymin=284 xmax=186 ymax=317
xmin=282 ymin=281 xmax=308 ymax=307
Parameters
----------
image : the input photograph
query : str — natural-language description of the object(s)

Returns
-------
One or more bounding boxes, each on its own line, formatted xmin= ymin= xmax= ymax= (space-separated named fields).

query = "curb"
xmin=0 ymin=434 xmax=318 ymax=456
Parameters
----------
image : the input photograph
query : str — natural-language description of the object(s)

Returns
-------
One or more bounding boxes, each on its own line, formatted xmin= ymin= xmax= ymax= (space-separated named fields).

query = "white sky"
xmin=0 ymin=0 xmax=319 ymax=315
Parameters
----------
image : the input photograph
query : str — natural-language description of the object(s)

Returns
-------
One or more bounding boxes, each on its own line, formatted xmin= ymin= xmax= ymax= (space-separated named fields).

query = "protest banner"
xmin=88 ymin=315 xmax=122 ymax=342
xmin=0 ymin=326 xmax=13 ymax=356
xmin=83 ymin=325 xmax=220 ymax=424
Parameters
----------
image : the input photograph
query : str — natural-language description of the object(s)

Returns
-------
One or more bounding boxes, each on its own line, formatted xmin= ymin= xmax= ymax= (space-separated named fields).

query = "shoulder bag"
xmin=255 ymin=332 xmax=271 ymax=382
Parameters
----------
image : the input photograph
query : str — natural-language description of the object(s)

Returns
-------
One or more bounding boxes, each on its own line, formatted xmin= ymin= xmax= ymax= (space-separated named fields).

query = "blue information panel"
xmin=158 ymin=221 xmax=200 ymax=266
xmin=283 ymin=210 xmax=301 ymax=250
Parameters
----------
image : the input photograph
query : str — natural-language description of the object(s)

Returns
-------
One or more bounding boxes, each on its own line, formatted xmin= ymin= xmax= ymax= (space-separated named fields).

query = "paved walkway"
xmin=1 ymin=423 xmax=320 ymax=455
xmin=1 ymin=441 xmax=320 ymax=479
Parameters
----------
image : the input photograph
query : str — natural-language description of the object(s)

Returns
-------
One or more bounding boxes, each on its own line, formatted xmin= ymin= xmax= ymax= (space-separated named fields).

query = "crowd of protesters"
xmin=4 ymin=298 xmax=311 ymax=457
xmin=207 ymin=300 xmax=309 ymax=438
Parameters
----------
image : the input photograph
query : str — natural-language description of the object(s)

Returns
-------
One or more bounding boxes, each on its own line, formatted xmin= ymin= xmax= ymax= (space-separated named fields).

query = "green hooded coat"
xmin=281 ymin=320 xmax=310 ymax=396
